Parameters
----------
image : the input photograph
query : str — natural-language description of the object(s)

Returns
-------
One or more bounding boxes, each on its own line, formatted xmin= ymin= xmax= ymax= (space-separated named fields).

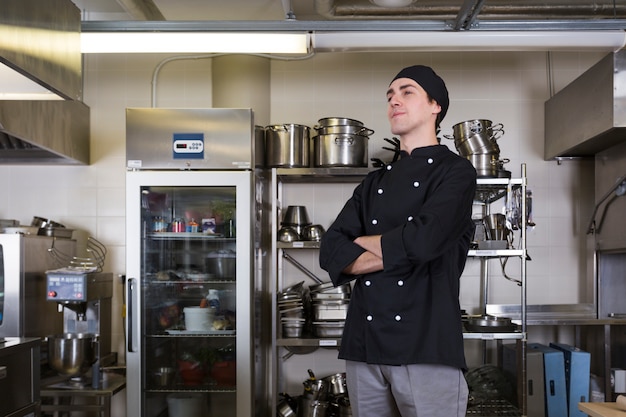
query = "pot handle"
xmin=267 ymin=125 xmax=288 ymax=132
xmin=357 ymin=127 xmax=375 ymax=136
xmin=491 ymin=158 xmax=510 ymax=166
xmin=490 ymin=123 xmax=505 ymax=141
xmin=442 ymin=134 xmax=454 ymax=141
xmin=334 ymin=135 xmax=355 ymax=145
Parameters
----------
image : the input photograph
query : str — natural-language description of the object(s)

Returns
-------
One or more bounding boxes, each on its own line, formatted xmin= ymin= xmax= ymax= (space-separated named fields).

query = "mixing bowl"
xmin=47 ymin=333 xmax=97 ymax=377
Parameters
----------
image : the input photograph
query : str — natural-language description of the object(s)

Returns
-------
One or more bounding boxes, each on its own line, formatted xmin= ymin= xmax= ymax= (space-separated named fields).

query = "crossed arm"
xmin=343 ymin=235 xmax=384 ymax=275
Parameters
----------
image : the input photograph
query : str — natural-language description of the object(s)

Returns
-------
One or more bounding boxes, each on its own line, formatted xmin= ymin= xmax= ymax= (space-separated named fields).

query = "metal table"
xmin=41 ymin=373 xmax=126 ymax=417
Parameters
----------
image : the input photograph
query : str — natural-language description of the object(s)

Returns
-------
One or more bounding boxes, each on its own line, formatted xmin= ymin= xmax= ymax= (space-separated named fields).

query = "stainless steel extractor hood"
xmin=0 ymin=0 xmax=90 ymax=165
xmin=545 ymin=50 xmax=626 ymax=160
xmin=0 ymin=101 xmax=89 ymax=165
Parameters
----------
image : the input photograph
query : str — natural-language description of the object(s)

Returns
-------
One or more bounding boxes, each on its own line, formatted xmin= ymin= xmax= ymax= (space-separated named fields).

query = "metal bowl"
xmin=302 ymin=224 xmax=325 ymax=241
xmin=47 ymin=333 xmax=97 ymax=377
xmin=278 ymin=226 xmax=300 ymax=243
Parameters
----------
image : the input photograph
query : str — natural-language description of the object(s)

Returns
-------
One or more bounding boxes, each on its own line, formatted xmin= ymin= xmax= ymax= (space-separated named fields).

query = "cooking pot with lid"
xmin=265 ymin=124 xmax=310 ymax=168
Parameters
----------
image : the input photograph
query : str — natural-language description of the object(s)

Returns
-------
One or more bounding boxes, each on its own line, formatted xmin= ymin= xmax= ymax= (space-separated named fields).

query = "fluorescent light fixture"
xmin=81 ymin=32 xmax=310 ymax=54
xmin=313 ymin=31 xmax=626 ymax=52
xmin=0 ymin=63 xmax=64 ymax=100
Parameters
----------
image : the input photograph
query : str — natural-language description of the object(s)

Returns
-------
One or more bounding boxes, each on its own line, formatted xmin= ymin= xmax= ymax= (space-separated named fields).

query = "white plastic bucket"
xmin=184 ymin=307 xmax=215 ymax=331
xmin=167 ymin=393 xmax=208 ymax=417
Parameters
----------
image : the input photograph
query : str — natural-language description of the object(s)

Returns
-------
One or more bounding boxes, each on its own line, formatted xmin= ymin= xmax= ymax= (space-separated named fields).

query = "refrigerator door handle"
xmin=127 ymin=278 xmax=137 ymax=352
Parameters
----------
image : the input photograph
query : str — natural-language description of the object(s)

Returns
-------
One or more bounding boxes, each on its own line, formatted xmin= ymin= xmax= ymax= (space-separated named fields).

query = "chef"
xmin=319 ymin=65 xmax=476 ymax=417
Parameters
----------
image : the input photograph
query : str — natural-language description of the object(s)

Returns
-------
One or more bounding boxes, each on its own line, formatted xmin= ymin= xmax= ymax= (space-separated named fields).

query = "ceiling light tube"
xmin=81 ymin=32 xmax=310 ymax=54
xmin=313 ymin=31 xmax=626 ymax=52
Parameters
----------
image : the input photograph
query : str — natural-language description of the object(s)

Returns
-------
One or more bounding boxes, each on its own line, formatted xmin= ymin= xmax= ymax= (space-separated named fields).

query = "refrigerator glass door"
xmin=126 ymin=171 xmax=252 ymax=417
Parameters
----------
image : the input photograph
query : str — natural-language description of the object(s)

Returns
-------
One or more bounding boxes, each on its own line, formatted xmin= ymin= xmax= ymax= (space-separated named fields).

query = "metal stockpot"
xmin=451 ymin=119 xmax=504 ymax=142
xmin=265 ymin=124 xmax=310 ymax=168
xmin=312 ymin=134 xmax=368 ymax=167
xmin=322 ymin=372 xmax=348 ymax=396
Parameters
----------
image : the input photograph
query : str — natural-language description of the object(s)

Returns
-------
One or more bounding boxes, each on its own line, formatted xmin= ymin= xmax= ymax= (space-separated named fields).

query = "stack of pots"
xmin=278 ymin=281 xmax=308 ymax=338
xmin=447 ymin=119 xmax=507 ymax=177
xmin=309 ymin=281 xmax=350 ymax=338
xmin=299 ymin=370 xmax=351 ymax=417
xmin=312 ymin=117 xmax=374 ymax=168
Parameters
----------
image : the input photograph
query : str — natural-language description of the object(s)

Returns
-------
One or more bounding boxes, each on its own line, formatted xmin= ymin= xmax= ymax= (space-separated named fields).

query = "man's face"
xmin=386 ymin=77 xmax=441 ymax=137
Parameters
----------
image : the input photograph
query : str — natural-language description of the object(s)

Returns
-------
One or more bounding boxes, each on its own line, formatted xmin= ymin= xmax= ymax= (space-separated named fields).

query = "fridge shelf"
xmin=146 ymin=278 xmax=236 ymax=284
xmin=148 ymin=232 xmax=232 ymax=241
xmin=147 ymin=384 xmax=236 ymax=393
xmin=148 ymin=331 xmax=236 ymax=338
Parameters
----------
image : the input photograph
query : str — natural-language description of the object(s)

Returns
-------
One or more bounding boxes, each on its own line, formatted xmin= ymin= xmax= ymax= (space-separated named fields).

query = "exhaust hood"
xmin=0 ymin=0 xmax=90 ymax=165
xmin=545 ymin=50 xmax=626 ymax=160
xmin=0 ymin=100 xmax=89 ymax=165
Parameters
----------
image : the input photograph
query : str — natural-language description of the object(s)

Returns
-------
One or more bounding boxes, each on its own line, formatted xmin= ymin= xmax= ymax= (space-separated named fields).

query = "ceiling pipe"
xmin=453 ymin=0 xmax=486 ymax=30
xmin=315 ymin=0 xmax=626 ymax=20
xmin=116 ymin=0 xmax=165 ymax=20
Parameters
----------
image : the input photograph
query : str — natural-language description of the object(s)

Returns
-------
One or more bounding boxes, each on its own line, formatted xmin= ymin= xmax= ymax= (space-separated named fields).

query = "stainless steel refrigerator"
xmin=125 ymin=108 xmax=269 ymax=417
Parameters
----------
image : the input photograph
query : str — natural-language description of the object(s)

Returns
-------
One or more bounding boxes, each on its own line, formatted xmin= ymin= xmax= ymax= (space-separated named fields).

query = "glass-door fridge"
xmin=125 ymin=108 xmax=268 ymax=417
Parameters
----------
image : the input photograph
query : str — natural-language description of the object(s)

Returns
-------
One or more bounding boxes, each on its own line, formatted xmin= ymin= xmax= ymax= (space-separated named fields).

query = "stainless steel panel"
xmin=0 ymin=234 xmax=76 ymax=338
xmin=0 ymin=0 xmax=82 ymax=100
xmin=0 ymin=338 xmax=40 ymax=417
xmin=594 ymin=140 xmax=626 ymax=251
xmin=544 ymin=51 xmax=626 ymax=159
xmin=486 ymin=303 xmax=597 ymax=321
xmin=597 ymin=253 xmax=626 ymax=319
xmin=126 ymin=108 xmax=255 ymax=170
xmin=0 ymin=100 xmax=90 ymax=165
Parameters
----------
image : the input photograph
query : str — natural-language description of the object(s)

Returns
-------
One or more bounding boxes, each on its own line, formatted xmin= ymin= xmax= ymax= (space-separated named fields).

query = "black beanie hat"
xmin=390 ymin=65 xmax=449 ymax=123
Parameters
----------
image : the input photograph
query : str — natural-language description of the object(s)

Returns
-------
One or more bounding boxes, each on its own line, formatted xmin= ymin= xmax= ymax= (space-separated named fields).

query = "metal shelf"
xmin=277 ymin=338 xmax=341 ymax=347
xmin=277 ymin=241 xmax=321 ymax=249
xmin=462 ymin=331 xmax=525 ymax=340
xmin=275 ymin=167 xmax=371 ymax=183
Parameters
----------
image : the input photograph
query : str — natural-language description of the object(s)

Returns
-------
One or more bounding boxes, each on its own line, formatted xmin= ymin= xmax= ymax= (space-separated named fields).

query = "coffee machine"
xmin=45 ymin=271 xmax=114 ymax=388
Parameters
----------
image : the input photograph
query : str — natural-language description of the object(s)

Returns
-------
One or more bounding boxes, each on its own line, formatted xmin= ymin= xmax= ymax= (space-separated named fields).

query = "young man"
xmin=319 ymin=65 xmax=477 ymax=417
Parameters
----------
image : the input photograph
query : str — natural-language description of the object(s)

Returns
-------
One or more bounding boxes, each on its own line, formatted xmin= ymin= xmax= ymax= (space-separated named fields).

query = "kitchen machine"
xmin=125 ymin=108 xmax=270 ymax=417
xmin=45 ymin=270 xmax=114 ymax=388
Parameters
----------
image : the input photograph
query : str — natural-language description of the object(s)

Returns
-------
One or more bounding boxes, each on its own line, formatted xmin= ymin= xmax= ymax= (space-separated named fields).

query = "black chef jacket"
xmin=319 ymin=144 xmax=476 ymax=371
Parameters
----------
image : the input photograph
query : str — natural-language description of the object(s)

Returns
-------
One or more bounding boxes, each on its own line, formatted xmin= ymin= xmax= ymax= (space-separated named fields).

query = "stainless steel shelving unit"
xmin=269 ymin=165 xmax=529 ymax=416
xmin=468 ymin=165 xmax=528 ymax=416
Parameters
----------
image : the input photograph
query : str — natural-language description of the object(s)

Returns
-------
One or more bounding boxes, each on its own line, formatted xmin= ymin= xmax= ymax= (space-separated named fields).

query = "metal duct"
xmin=0 ymin=0 xmax=82 ymax=100
xmin=314 ymin=0 xmax=626 ymax=21
xmin=0 ymin=0 xmax=90 ymax=165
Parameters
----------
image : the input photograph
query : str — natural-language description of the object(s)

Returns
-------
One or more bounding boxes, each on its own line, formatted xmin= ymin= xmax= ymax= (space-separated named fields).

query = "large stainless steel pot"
xmin=465 ymin=154 xmax=509 ymax=177
xmin=47 ymin=333 xmax=97 ymax=377
xmin=265 ymin=124 xmax=310 ymax=168
xmin=312 ymin=134 xmax=368 ymax=167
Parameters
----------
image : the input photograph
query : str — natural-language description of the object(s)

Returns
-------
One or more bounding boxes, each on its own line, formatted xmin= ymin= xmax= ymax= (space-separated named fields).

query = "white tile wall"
xmin=0 ymin=49 xmax=609 ymax=404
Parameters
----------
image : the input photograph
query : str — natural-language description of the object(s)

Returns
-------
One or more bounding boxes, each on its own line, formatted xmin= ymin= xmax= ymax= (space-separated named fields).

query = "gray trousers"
xmin=345 ymin=360 xmax=468 ymax=417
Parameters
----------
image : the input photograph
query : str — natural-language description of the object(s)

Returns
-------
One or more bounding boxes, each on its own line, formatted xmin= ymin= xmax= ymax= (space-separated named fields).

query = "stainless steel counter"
xmin=41 ymin=372 xmax=126 ymax=417
xmin=0 ymin=337 xmax=41 ymax=417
